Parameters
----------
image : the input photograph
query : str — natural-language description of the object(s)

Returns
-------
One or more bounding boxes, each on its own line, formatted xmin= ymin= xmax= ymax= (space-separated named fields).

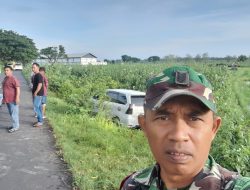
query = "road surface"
xmin=0 ymin=71 xmax=72 ymax=190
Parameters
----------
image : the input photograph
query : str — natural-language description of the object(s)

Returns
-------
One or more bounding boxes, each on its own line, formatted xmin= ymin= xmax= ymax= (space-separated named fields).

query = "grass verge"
xmin=46 ymin=96 xmax=154 ymax=189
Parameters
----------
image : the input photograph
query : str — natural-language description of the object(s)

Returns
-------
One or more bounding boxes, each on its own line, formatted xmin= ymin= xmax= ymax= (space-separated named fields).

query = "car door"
xmin=105 ymin=91 xmax=119 ymax=118
xmin=115 ymin=93 xmax=128 ymax=124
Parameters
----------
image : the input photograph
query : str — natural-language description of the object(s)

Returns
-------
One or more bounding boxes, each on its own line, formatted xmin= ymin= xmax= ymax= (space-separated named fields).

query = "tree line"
xmin=105 ymin=53 xmax=249 ymax=64
xmin=0 ymin=29 xmax=67 ymax=66
xmin=0 ymin=29 xmax=249 ymax=66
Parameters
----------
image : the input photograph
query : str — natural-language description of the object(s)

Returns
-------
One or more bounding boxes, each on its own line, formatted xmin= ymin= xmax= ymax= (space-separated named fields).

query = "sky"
xmin=0 ymin=0 xmax=250 ymax=60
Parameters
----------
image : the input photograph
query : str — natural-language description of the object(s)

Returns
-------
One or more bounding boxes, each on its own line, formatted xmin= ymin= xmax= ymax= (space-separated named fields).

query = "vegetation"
xmin=237 ymin=55 xmax=248 ymax=62
xmin=0 ymin=29 xmax=38 ymax=65
xmin=121 ymin=55 xmax=141 ymax=63
xmin=104 ymin=53 xmax=250 ymax=65
xmin=39 ymin=45 xmax=67 ymax=64
xmin=23 ymin=61 xmax=250 ymax=189
xmin=46 ymin=98 xmax=153 ymax=189
xmin=232 ymin=67 xmax=250 ymax=117
xmin=148 ymin=56 xmax=160 ymax=62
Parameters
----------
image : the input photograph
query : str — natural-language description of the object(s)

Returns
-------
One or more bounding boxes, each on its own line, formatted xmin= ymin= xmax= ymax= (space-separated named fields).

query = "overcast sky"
xmin=1 ymin=0 xmax=250 ymax=60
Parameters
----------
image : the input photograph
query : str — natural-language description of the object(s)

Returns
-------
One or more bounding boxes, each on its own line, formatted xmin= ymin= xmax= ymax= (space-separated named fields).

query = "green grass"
xmin=46 ymin=96 xmax=154 ymax=189
xmin=232 ymin=67 xmax=250 ymax=117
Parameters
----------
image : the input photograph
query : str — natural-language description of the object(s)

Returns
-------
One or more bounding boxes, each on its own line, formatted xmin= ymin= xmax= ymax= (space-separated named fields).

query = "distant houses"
xmin=36 ymin=53 xmax=107 ymax=65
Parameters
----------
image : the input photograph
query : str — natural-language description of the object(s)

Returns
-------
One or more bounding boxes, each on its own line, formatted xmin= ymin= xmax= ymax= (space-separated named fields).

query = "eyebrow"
xmin=154 ymin=109 xmax=171 ymax=115
xmin=154 ymin=108 xmax=209 ymax=116
xmin=187 ymin=110 xmax=207 ymax=117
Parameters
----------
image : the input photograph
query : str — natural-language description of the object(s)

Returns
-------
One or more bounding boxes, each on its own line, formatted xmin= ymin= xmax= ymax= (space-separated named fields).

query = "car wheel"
xmin=112 ymin=117 xmax=120 ymax=126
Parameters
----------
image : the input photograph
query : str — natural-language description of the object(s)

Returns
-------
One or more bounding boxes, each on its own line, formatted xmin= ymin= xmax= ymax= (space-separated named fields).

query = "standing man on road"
xmin=2 ymin=65 xmax=20 ymax=133
xmin=39 ymin=67 xmax=48 ymax=119
xmin=120 ymin=66 xmax=250 ymax=190
xmin=32 ymin=63 xmax=44 ymax=127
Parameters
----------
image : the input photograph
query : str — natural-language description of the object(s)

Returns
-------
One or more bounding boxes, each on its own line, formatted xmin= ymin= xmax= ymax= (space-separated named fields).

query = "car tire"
xmin=112 ymin=117 xmax=120 ymax=126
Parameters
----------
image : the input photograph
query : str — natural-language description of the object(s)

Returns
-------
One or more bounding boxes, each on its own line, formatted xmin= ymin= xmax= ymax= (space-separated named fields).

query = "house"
xmin=36 ymin=53 xmax=107 ymax=65
xmin=66 ymin=53 xmax=100 ymax=65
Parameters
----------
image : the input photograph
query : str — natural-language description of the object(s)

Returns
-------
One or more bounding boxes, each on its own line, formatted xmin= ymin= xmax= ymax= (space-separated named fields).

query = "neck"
xmin=162 ymin=174 xmax=192 ymax=189
xmin=160 ymin=167 xmax=202 ymax=189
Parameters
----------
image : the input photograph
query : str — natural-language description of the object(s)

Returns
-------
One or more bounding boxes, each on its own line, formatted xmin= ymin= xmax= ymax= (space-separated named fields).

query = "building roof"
xmin=107 ymin=89 xmax=145 ymax=96
xmin=67 ymin=53 xmax=97 ymax=58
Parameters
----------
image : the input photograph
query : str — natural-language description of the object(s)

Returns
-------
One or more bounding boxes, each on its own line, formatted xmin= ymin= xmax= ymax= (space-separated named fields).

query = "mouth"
xmin=165 ymin=150 xmax=192 ymax=164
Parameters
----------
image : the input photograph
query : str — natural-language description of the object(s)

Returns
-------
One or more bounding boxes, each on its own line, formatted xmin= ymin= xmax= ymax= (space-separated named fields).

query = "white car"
xmin=93 ymin=89 xmax=145 ymax=129
xmin=14 ymin=63 xmax=23 ymax=70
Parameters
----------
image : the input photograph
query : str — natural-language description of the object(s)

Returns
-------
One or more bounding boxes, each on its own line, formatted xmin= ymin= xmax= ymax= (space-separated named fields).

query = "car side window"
xmin=107 ymin=92 xmax=119 ymax=103
xmin=107 ymin=92 xmax=127 ymax=105
xmin=117 ymin=93 xmax=127 ymax=105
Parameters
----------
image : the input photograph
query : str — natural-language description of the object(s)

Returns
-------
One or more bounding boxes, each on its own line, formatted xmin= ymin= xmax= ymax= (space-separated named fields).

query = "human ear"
xmin=138 ymin=114 xmax=148 ymax=136
xmin=212 ymin=116 xmax=222 ymax=140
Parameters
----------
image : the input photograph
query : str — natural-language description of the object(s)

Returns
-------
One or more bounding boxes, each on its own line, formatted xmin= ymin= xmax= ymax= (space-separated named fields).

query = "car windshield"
xmin=131 ymin=96 xmax=145 ymax=106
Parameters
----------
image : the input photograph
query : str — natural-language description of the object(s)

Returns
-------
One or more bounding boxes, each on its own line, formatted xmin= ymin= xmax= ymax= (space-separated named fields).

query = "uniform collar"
xmin=133 ymin=155 xmax=239 ymax=190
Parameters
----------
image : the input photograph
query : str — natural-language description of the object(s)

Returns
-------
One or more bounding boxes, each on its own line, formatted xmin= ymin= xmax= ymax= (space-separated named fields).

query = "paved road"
xmin=0 ymin=71 xmax=72 ymax=190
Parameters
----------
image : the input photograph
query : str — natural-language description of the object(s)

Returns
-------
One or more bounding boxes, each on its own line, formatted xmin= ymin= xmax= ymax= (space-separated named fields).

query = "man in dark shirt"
xmin=39 ymin=67 xmax=48 ymax=119
xmin=32 ymin=63 xmax=44 ymax=127
xmin=2 ymin=65 xmax=20 ymax=133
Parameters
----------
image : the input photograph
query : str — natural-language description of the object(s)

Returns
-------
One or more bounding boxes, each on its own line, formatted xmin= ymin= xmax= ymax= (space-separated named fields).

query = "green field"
xmin=23 ymin=62 xmax=250 ymax=189
xmin=233 ymin=67 xmax=250 ymax=117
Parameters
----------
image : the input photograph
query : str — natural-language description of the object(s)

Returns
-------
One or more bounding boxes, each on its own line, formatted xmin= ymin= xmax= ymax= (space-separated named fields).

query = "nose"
xmin=168 ymin=118 xmax=189 ymax=142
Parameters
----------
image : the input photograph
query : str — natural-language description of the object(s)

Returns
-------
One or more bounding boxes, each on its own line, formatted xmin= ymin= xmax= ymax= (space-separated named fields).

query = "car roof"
xmin=107 ymin=89 xmax=145 ymax=96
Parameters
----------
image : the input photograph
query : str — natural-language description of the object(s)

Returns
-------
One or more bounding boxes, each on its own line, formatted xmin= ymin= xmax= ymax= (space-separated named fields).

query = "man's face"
xmin=39 ymin=70 xmax=45 ymax=75
xmin=32 ymin=64 xmax=39 ymax=73
xmin=139 ymin=95 xmax=221 ymax=178
xmin=4 ymin=68 xmax=13 ymax=77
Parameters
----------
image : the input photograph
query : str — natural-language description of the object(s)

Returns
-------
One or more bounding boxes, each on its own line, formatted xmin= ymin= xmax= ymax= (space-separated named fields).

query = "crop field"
xmin=24 ymin=61 xmax=250 ymax=190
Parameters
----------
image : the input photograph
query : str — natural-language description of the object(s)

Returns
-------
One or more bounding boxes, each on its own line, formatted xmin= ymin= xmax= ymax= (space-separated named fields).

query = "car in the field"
xmin=93 ymin=89 xmax=145 ymax=129
xmin=14 ymin=63 xmax=23 ymax=70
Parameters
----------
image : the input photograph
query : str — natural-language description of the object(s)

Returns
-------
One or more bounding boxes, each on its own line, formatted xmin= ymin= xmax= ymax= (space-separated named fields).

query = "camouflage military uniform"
xmin=120 ymin=156 xmax=250 ymax=190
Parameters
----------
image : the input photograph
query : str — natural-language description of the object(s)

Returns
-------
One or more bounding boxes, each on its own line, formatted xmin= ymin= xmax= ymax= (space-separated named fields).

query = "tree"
xmin=184 ymin=54 xmax=192 ymax=62
xmin=58 ymin=45 xmax=67 ymax=59
xmin=225 ymin=55 xmax=234 ymax=62
xmin=121 ymin=55 xmax=131 ymax=62
xmin=39 ymin=45 xmax=67 ymax=63
xmin=202 ymin=53 xmax=208 ymax=60
xmin=237 ymin=55 xmax=247 ymax=62
xmin=163 ymin=54 xmax=176 ymax=61
xmin=131 ymin=57 xmax=140 ymax=63
xmin=0 ymin=29 xmax=38 ymax=65
xmin=195 ymin=54 xmax=202 ymax=62
xmin=148 ymin=56 xmax=160 ymax=62
xmin=104 ymin=59 xmax=116 ymax=64
xmin=121 ymin=55 xmax=140 ymax=63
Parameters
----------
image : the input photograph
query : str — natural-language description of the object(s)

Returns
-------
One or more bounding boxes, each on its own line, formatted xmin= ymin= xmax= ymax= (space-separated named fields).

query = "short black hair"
xmin=39 ymin=67 xmax=46 ymax=72
xmin=32 ymin=62 xmax=40 ymax=67
xmin=4 ymin=65 xmax=13 ymax=71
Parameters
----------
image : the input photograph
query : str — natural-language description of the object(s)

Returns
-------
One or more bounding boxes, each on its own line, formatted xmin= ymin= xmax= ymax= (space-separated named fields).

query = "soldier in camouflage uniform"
xmin=120 ymin=66 xmax=250 ymax=190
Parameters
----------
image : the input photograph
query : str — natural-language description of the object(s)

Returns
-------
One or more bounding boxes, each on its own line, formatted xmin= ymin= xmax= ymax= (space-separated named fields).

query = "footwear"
xmin=33 ymin=122 xmax=43 ymax=127
xmin=8 ymin=128 xmax=19 ymax=133
xmin=7 ymin=126 xmax=13 ymax=130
